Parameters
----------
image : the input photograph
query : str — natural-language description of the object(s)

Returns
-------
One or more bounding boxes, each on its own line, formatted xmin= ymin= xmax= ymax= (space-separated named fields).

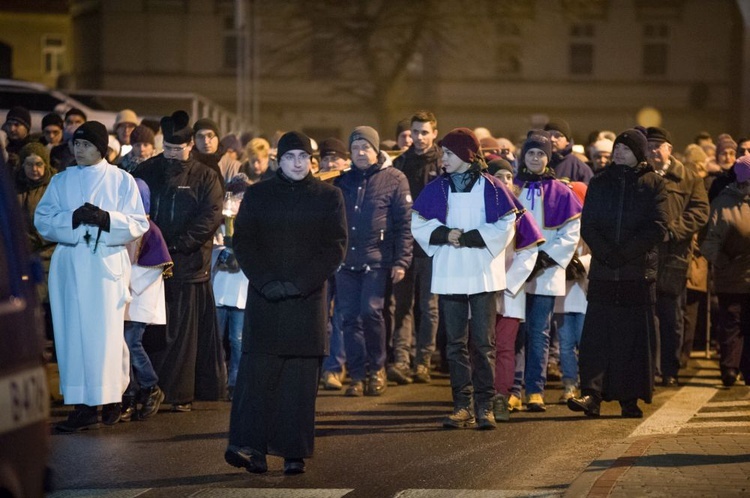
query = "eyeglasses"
xmin=163 ymin=144 xmax=189 ymax=153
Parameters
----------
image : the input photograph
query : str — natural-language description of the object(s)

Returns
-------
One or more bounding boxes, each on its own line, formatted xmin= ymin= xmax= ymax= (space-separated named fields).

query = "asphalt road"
xmin=45 ymin=366 xmax=695 ymax=498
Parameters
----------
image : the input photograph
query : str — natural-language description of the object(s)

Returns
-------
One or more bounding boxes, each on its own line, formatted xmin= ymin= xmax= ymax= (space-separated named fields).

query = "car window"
xmin=0 ymin=90 xmax=64 ymax=112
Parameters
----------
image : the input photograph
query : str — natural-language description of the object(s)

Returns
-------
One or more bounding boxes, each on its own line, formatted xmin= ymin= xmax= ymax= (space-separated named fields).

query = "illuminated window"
xmin=42 ymin=35 xmax=65 ymax=77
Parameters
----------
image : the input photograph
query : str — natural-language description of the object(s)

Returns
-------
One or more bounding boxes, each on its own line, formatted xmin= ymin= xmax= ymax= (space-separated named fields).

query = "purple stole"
xmin=514 ymin=178 xmax=582 ymax=229
xmin=137 ymin=220 xmax=173 ymax=273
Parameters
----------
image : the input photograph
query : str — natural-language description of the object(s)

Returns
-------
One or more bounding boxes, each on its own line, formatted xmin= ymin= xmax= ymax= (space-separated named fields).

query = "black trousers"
xmin=229 ymin=353 xmax=321 ymax=459
xmin=716 ymin=293 xmax=750 ymax=378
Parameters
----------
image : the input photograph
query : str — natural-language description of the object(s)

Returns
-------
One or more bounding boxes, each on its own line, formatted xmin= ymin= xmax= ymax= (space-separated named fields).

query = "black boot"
xmin=138 ymin=385 xmax=165 ymax=420
xmin=101 ymin=402 xmax=122 ymax=425
xmin=56 ymin=404 xmax=100 ymax=432
xmin=619 ymin=399 xmax=643 ymax=418
xmin=120 ymin=395 xmax=136 ymax=422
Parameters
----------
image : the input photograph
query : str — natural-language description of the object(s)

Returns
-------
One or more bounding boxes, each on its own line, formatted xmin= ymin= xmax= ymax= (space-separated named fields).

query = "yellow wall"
xmin=0 ymin=11 xmax=72 ymax=88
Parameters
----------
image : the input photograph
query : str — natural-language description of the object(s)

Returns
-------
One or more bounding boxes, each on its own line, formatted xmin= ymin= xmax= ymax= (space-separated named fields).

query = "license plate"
xmin=0 ymin=366 xmax=49 ymax=435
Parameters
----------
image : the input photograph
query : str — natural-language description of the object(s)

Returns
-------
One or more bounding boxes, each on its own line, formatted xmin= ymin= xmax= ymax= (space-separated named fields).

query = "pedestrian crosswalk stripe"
xmin=47 ymin=491 xmax=150 ymax=498
xmin=393 ymin=491 xmax=563 ymax=497
xmin=47 ymin=490 xmax=355 ymax=498
xmin=694 ymin=410 xmax=750 ymax=418
xmin=705 ymin=400 xmax=750 ymax=408
xmin=682 ymin=421 xmax=750 ymax=428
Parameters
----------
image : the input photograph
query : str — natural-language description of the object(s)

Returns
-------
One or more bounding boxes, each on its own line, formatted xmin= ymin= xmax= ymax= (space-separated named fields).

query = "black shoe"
xmin=619 ymin=399 xmax=643 ymax=418
xmin=365 ymin=368 xmax=387 ymax=396
xmin=567 ymin=395 xmax=601 ymax=417
xmin=120 ymin=395 xmax=136 ymax=423
xmin=345 ymin=381 xmax=364 ymax=397
xmin=387 ymin=364 xmax=413 ymax=385
xmin=101 ymin=403 xmax=122 ymax=425
xmin=661 ymin=376 xmax=679 ymax=388
xmin=225 ymin=446 xmax=268 ymax=474
xmin=283 ymin=458 xmax=306 ymax=475
xmin=56 ymin=405 xmax=100 ymax=432
xmin=171 ymin=402 xmax=192 ymax=412
xmin=722 ymin=369 xmax=738 ymax=387
xmin=138 ymin=386 xmax=165 ymax=420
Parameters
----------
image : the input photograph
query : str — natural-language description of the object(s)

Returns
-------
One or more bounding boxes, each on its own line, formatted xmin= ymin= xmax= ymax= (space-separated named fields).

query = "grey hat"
xmin=349 ymin=126 xmax=380 ymax=153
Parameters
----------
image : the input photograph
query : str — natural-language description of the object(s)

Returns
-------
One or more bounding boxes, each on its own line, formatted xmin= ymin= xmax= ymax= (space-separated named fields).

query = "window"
xmin=570 ymin=44 xmax=593 ymax=75
xmin=642 ymin=23 xmax=669 ymax=76
xmin=569 ymin=23 xmax=594 ymax=76
xmin=41 ymin=35 xmax=65 ymax=78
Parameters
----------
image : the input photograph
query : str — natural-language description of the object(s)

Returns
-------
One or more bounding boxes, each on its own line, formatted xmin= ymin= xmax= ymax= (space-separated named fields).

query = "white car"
xmin=0 ymin=79 xmax=118 ymax=132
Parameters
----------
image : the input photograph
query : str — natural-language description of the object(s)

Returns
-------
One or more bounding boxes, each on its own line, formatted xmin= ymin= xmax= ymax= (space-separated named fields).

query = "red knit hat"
xmin=439 ymin=128 xmax=480 ymax=163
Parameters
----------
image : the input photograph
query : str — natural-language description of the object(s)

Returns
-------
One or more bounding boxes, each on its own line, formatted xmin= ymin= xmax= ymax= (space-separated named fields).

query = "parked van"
xmin=0 ymin=166 xmax=50 ymax=497
xmin=0 ymin=79 xmax=117 ymax=132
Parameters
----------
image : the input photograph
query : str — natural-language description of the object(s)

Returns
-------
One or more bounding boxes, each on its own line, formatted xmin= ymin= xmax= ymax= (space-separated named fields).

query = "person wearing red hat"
xmin=412 ymin=127 xmax=518 ymax=430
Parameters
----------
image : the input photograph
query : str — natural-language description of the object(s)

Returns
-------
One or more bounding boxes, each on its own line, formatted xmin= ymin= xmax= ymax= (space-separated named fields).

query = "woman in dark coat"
xmin=224 ymin=131 xmax=347 ymax=475
xmin=568 ymin=128 xmax=669 ymax=418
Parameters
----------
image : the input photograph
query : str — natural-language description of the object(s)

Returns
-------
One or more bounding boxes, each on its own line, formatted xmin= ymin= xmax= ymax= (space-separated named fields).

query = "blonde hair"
xmin=246 ymin=137 xmax=270 ymax=159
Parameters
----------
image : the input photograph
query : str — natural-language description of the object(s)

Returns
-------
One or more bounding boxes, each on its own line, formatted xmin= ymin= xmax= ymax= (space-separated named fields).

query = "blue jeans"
xmin=322 ymin=276 xmax=346 ymax=373
xmin=336 ymin=268 xmax=388 ymax=381
xmin=216 ymin=306 xmax=244 ymax=387
xmin=523 ymin=294 xmax=555 ymax=395
xmin=440 ymin=292 xmax=497 ymax=410
xmin=124 ymin=320 xmax=159 ymax=394
xmin=558 ymin=312 xmax=585 ymax=386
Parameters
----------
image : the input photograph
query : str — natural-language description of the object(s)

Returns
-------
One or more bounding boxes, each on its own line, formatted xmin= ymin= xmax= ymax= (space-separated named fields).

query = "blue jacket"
xmin=551 ymin=143 xmax=593 ymax=184
xmin=334 ymin=153 xmax=413 ymax=271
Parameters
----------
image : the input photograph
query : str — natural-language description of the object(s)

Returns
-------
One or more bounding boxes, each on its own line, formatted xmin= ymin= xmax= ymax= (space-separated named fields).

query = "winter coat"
xmin=234 ymin=170 xmax=347 ymax=356
xmin=701 ymin=183 xmax=750 ymax=294
xmin=582 ymin=162 xmax=669 ymax=287
xmin=393 ymin=144 xmax=441 ymax=258
xmin=334 ymin=152 xmax=413 ymax=271
xmin=656 ymin=157 xmax=709 ymax=295
xmin=134 ymin=154 xmax=224 ymax=283
xmin=550 ymin=143 xmax=593 ymax=185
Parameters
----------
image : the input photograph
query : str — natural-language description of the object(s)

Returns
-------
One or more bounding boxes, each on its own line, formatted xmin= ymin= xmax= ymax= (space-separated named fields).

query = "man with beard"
xmin=389 ymin=110 xmax=442 ymax=384
xmin=134 ymin=110 xmax=226 ymax=412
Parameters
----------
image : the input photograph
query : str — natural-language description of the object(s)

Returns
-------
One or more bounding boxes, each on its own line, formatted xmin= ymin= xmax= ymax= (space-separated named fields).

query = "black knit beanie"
xmin=73 ymin=121 xmax=109 ymax=159
xmin=613 ymin=128 xmax=648 ymax=164
xmin=521 ymin=130 xmax=553 ymax=161
xmin=277 ymin=131 xmax=313 ymax=158
xmin=6 ymin=106 xmax=31 ymax=130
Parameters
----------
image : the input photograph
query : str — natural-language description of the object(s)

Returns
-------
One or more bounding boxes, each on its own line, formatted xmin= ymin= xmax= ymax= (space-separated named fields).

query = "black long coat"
xmin=234 ymin=171 xmax=347 ymax=357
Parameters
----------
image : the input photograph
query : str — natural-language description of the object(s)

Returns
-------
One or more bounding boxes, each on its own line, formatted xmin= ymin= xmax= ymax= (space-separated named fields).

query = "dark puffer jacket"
xmin=134 ymin=154 xmax=223 ymax=283
xmin=582 ymin=162 xmax=669 ymax=284
xmin=334 ymin=153 xmax=413 ymax=271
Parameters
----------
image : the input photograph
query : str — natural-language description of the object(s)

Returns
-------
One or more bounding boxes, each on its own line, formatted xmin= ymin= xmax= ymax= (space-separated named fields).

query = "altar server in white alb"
xmin=35 ymin=121 xmax=149 ymax=432
xmin=411 ymin=127 xmax=517 ymax=431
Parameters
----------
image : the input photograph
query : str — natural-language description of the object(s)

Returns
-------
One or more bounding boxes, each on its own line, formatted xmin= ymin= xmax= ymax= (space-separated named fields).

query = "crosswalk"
xmin=47 ymin=489 xmax=564 ymax=497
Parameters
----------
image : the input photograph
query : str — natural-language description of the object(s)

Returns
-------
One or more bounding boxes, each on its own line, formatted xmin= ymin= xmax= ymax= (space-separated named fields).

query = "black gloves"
xmin=429 ymin=226 xmax=451 ymax=245
xmin=565 ymin=253 xmax=587 ymax=281
xmin=458 ymin=229 xmax=486 ymax=248
xmin=72 ymin=203 xmax=110 ymax=231
xmin=260 ymin=281 xmax=301 ymax=302
xmin=527 ymin=250 xmax=557 ymax=282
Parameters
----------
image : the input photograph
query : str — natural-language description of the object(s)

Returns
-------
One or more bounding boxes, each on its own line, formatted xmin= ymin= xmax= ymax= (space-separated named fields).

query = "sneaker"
xmin=387 ymin=363 xmax=413 ymax=385
xmin=413 ymin=364 xmax=432 ymax=384
xmin=547 ymin=362 xmax=562 ymax=382
xmin=120 ymin=395 xmax=136 ymax=423
xmin=492 ymin=394 xmax=510 ymax=422
xmin=101 ymin=402 xmax=122 ymax=425
xmin=321 ymin=370 xmax=344 ymax=390
xmin=526 ymin=393 xmax=546 ymax=412
xmin=476 ymin=408 xmax=497 ymax=430
xmin=507 ymin=394 xmax=523 ymax=412
xmin=442 ymin=407 xmax=476 ymax=429
xmin=366 ymin=368 xmax=388 ymax=396
xmin=345 ymin=380 xmax=364 ymax=397
xmin=138 ymin=386 xmax=165 ymax=420
xmin=56 ymin=405 xmax=100 ymax=432
xmin=558 ymin=384 xmax=578 ymax=404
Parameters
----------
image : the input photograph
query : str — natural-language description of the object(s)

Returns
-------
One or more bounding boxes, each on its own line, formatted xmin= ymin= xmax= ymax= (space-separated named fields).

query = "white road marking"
xmin=394 ymin=491 xmax=563 ymax=497
xmin=705 ymin=400 xmax=750 ymax=408
xmin=46 ymin=491 xmax=150 ymax=498
xmin=630 ymin=369 xmax=717 ymax=436
xmin=693 ymin=410 xmax=750 ymax=418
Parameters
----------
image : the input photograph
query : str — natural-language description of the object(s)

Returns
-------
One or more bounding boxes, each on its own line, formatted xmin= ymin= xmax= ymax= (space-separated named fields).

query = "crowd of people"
xmin=4 ymin=102 xmax=750 ymax=475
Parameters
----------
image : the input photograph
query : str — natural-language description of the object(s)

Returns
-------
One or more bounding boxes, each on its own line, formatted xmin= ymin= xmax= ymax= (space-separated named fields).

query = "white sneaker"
xmin=321 ymin=370 xmax=343 ymax=390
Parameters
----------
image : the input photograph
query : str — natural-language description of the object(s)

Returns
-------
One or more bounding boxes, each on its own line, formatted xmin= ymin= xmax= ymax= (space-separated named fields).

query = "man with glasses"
xmin=134 ymin=110 xmax=226 ymax=412
xmin=192 ymin=118 xmax=240 ymax=184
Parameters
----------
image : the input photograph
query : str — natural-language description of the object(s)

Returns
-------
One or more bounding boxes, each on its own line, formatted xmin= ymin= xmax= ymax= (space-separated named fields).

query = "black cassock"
xmin=229 ymin=171 xmax=347 ymax=458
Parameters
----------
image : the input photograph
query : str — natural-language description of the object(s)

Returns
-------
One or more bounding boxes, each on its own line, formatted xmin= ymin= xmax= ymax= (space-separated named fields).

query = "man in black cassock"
xmin=224 ymin=131 xmax=347 ymax=475
xmin=133 ymin=110 xmax=226 ymax=410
